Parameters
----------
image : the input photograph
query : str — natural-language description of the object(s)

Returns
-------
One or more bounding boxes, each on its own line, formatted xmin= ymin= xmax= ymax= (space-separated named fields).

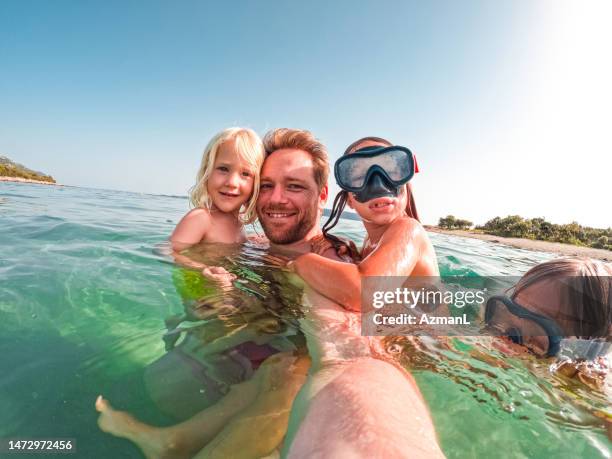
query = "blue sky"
xmin=1 ymin=0 xmax=610 ymax=227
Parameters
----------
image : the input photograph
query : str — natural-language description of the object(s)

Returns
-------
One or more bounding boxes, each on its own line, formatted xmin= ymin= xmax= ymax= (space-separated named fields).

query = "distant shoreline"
xmin=425 ymin=226 xmax=612 ymax=262
xmin=0 ymin=176 xmax=61 ymax=186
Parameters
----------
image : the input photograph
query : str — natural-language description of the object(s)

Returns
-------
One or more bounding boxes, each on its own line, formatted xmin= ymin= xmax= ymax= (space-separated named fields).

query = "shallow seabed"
xmin=0 ymin=183 xmax=609 ymax=458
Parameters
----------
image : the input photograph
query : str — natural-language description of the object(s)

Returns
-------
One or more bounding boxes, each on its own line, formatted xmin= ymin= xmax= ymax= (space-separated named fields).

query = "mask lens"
xmin=336 ymin=157 xmax=369 ymax=189
xmin=485 ymin=297 xmax=551 ymax=356
xmin=336 ymin=147 xmax=413 ymax=190
xmin=382 ymin=149 xmax=412 ymax=181
xmin=486 ymin=297 xmax=519 ymax=336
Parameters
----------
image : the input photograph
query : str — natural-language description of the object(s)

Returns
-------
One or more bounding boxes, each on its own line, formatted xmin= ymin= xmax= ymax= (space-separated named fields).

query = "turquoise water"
xmin=1 ymin=183 xmax=609 ymax=458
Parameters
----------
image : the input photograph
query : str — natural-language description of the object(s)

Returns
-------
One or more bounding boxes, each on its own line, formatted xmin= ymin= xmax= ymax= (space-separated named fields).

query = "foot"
xmin=96 ymin=396 xmax=139 ymax=437
xmin=95 ymin=396 xmax=174 ymax=459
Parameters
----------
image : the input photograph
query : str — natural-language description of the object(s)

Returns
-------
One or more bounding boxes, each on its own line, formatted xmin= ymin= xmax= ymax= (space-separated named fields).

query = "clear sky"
xmin=1 ymin=0 xmax=610 ymax=228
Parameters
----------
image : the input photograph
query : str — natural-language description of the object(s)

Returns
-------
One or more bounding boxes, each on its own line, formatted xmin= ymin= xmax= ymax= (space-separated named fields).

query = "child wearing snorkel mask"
xmin=288 ymin=136 xmax=439 ymax=311
xmin=484 ymin=257 xmax=611 ymax=389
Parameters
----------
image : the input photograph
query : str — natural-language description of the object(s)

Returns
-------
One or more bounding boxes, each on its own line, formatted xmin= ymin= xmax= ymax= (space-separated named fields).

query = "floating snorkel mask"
xmin=334 ymin=145 xmax=418 ymax=203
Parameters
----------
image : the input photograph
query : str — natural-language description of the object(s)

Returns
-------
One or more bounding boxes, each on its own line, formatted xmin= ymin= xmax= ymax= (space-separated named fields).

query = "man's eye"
xmin=260 ymin=183 xmax=272 ymax=189
xmin=288 ymin=184 xmax=304 ymax=190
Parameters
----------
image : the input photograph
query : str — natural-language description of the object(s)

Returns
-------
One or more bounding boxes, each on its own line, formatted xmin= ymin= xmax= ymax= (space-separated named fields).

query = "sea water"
xmin=0 ymin=183 xmax=609 ymax=458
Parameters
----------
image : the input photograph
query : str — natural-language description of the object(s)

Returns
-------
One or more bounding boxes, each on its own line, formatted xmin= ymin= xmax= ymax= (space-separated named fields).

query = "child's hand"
xmin=310 ymin=234 xmax=336 ymax=255
xmin=310 ymin=234 xmax=358 ymax=262
xmin=552 ymin=356 xmax=609 ymax=390
xmin=202 ymin=266 xmax=237 ymax=289
xmin=262 ymin=254 xmax=292 ymax=269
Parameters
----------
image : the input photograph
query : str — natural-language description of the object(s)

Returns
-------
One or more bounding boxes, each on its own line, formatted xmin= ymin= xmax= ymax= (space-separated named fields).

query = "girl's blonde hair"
xmin=189 ymin=127 xmax=264 ymax=224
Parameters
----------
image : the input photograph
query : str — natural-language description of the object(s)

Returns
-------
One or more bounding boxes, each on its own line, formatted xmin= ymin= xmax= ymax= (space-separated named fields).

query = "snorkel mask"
xmin=485 ymin=295 xmax=611 ymax=359
xmin=334 ymin=145 xmax=418 ymax=203
xmin=485 ymin=295 xmax=564 ymax=357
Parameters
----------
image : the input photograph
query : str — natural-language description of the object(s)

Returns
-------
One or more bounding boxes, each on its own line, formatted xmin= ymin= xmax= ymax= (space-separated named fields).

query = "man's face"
xmin=256 ymin=149 xmax=327 ymax=244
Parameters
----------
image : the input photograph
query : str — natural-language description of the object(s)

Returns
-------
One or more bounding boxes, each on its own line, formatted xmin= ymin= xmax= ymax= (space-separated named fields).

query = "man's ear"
xmin=318 ymin=184 xmax=328 ymax=210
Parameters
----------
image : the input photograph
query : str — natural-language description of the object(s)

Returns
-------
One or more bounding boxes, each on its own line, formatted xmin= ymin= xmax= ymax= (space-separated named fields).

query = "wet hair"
xmin=190 ymin=127 xmax=264 ymax=224
xmin=322 ymin=136 xmax=420 ymax=242
xmin=262 ymin=128 xmax=329 ymax=192
xmin=511 ymin=257 xmax=612 ymax=338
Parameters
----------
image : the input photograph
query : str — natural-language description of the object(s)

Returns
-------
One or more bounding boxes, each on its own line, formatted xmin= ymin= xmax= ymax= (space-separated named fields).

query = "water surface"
xmin=0 ymin=183 xmax=609 ymax=458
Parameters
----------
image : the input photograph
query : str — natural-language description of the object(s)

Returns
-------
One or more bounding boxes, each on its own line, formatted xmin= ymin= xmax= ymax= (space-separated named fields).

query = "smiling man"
xmin=256 ymin=128 xmax=331 ymax=249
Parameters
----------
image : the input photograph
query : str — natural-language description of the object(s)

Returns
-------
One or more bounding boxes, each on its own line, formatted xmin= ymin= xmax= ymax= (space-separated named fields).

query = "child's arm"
xmin=170 ymin=208 xmax=212 ymax=252
xmin=168 ymin=208 xmax=211 ymax=270
xmin=292 ymin=218 xmax=424 ymax=311
xmin=169 ymin=210 xmax=236 ymax=285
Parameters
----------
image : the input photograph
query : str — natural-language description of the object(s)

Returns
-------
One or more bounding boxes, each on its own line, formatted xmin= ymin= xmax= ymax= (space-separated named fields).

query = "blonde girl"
xmin=171 ymin=127 xmax=264 ymax=251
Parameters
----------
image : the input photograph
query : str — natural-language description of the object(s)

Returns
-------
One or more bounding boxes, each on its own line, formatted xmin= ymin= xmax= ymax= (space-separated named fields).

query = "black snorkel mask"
xmin=334 ymin=145 xmax=418 ymax=203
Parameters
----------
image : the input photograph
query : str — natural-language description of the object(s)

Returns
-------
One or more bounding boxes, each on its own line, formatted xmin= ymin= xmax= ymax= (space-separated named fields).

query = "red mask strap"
xmin=413 ymin=154 xmax=420 ymax=173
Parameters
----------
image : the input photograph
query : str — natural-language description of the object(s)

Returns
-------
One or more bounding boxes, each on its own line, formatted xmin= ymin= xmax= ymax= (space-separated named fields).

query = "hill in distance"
xmin=0 ymin=156 xmax=56 ymax=183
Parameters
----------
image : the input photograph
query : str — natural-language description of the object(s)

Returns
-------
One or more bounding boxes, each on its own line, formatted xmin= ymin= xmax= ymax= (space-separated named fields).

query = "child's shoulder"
xmin=175 ymin=207 xmax=213 ymax=232
xmin=380 ymin=216 xmax=428 ymax=247
xmin=182 ymin=207 xmax=212 ymax=221
xmin=390 ymin=216 xmax=423 ymax=233
xmin=171 ymin=207 xmax=213 ymax=249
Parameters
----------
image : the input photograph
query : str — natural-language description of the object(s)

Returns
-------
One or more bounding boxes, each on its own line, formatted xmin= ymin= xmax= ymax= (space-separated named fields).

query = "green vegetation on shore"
xmin=438 ymin=215 xmax=473 ymax=230
xmin=439 ymin=214 xmax=611 ymax=251
xmin=0 ymin=156 xmax=56 ymax=183
xmin=478 ymin=216 xmax=611 ymax=250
